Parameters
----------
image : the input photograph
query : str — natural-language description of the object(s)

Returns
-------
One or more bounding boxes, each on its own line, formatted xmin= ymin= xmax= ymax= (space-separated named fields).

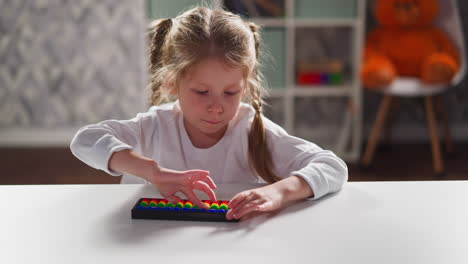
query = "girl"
xmin=70 ymin=7 xmax=348 ymax=221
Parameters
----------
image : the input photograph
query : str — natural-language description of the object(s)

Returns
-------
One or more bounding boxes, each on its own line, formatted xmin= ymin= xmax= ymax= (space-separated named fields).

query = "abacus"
xmin=131 ymin=198 xmax=238 ymax=222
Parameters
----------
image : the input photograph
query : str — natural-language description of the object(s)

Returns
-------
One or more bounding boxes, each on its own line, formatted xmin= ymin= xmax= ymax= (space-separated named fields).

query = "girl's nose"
xmin=208 ymin=97 xmax=224 ymax=114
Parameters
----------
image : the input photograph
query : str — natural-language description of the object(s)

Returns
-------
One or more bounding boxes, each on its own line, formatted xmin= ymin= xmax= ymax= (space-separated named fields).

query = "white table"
xmin=1 ymin=181 xmax=467 ymax=264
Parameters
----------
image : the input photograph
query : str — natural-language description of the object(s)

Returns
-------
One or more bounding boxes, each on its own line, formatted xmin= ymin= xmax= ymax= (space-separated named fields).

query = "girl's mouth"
xmin=203 ymin=119 xmax=222 ymax=125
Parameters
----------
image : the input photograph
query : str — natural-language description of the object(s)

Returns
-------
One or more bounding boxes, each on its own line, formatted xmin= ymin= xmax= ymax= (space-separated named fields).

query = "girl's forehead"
xmin=184 ymin=58 xmax=246 ymax=83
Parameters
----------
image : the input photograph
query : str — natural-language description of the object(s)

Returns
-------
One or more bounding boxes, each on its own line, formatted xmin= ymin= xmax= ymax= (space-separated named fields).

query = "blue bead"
xmin=173 ymin=207 xmax=181 ymax=211
xmin=208 ymin=209 xmax=217 ymax=213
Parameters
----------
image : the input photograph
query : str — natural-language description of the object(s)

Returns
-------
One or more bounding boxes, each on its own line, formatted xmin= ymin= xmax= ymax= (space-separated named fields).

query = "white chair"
xmin=361 ymin=0 xmax=466 ymax=176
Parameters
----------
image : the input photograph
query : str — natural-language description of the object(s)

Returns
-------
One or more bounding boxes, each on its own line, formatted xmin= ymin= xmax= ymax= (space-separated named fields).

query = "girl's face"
xmin=175 ymin=58 xmax=246 ymax=147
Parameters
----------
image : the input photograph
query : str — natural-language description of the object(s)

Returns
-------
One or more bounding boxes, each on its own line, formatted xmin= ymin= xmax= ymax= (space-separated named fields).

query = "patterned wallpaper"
xmin=0 ymin=0 xmax=146 ymax=129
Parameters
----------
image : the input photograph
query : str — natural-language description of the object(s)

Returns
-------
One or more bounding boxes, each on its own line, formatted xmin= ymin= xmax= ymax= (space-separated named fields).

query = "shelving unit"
xmin=147 ymin=0 xmax=366 ymax=162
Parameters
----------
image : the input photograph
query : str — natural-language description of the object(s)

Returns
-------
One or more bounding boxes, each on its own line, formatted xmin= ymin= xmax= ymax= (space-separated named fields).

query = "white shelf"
xmin=261 ymin=0 xmax=366 ymax=162
xmin=292 ymin=18 xmax=359 ymax=27
xmin=250 ymin=18 xmax=358 ymax=27
xmin=268 ymin=86 xmax=352 ymax=98
xmin=249 ymin=18 xmax=286 ymax=27
xmin=291 ymin=86 xmax=352 ymax=96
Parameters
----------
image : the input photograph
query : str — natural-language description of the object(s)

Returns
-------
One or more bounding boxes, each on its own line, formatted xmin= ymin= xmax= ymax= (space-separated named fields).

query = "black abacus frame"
xmin=131 ymin=198 xmax=239 ymax=222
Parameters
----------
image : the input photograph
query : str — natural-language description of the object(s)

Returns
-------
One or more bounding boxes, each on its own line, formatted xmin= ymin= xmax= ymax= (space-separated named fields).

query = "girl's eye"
xmin=225 ymin=91 xmax=239 ymax=96
xmin=195 ymin=90 xmax=208 ymax=95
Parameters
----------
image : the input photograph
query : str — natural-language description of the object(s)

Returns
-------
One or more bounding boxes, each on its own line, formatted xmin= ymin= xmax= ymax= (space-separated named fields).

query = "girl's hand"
xmin=226 ymin=184 xmax=285 ymax=221
xmin=108 ymin=149 xmax=217 ymax=209
xmin=226 ymin=176 xmax=314 ymax=221
xmin=148 ymin=166 xmax=217 ymax=209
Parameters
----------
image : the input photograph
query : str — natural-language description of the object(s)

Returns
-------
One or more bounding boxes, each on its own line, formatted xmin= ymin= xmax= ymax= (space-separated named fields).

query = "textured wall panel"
xmin=0 ymin=0 xmax=147 ymax=128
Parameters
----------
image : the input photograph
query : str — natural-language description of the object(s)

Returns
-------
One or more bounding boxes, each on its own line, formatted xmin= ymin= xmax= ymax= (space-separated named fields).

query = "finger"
xmin=187 ymin=171 xmax=217 ymax=189
xmin=232 ymin=200 xmax=263 ymax=220
xmin=165 ymin=194 xmax=181 ymax=205
xmin=227 ymin=192 xmax=255 ymax=219
xmin=192 ymin=181 xmax=217 ymax=202
xmin=232 ymin=192 xmax=256 ymax=212
xmin=228 ymin=191 xmax=250 ymax=209
xmin=183 ymin=189 xmax=208 ymax=209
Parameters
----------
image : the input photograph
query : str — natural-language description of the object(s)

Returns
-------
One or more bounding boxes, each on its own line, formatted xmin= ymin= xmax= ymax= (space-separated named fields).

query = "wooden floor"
xmin=1 ymin=143 xmax=467 ymax=185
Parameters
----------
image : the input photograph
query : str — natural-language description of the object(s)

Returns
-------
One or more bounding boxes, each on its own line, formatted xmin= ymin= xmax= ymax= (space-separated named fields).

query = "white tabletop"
xmin=1 ymin=181 xmax=467 ymax=264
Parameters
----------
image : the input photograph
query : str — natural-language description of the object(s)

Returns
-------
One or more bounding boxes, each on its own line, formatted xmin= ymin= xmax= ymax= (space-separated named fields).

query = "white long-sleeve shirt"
xmin=70 ymin=101 xmax=348 ymax=200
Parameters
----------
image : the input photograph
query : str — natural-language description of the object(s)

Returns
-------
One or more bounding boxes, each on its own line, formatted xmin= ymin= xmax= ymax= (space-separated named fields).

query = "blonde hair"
xmin=148 ymin=7 xmax=281 ymax=184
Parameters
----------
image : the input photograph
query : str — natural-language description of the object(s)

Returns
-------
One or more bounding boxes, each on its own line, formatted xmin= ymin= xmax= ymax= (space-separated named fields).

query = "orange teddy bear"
xmin=361 ymin=0 xmax=460 ymax=89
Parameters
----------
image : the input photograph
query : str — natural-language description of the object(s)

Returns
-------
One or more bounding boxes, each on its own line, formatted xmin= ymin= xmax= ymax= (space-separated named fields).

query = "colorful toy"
xmin=361 ymin=0 xmax=460 ymax=89
xmin=131 ymin=198 xmax=238 ymax=222
xmin=297 ymin=60 xmax=345 ymax=86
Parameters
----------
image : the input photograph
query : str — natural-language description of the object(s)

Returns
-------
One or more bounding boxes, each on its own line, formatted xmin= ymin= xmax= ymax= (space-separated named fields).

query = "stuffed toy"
xmin=361 ymin=0 xmax=460 ymax=89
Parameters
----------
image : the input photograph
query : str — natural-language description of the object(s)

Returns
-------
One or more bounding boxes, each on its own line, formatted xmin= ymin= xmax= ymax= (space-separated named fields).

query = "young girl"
xmin=70 ymin=7 xmax=348 ymax=221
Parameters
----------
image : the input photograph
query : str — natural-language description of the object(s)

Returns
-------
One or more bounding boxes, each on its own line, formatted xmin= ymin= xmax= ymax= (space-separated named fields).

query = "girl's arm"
xmin=227 ymin=117 xmax=347 ymax=220
xmin=70 ymin=112 xmax=153 ymax=176
xmin=70 ymin=111 xmax=217 ymax=208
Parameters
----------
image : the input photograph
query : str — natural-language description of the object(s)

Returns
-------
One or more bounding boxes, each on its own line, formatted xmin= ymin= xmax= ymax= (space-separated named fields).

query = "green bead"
xmin=220 ymin=204 xmax=229 ymax=210
xmin=176 ymin=202 xmax=184 ymax=208
xmin=210 ymin=204 xmax=220 ymax=209
xmin=140 ymin=201 xmax=149 ymax=207
xmin=193 ymin=205 xmax=200 ymax=209
xmin=184 ymin=203 xmax=193 ymax=209
xmin=166 ymin=203 xmax=175 ymax=208
xmin=330 ymin=72 xmax=343 ymax=85
xmin=149 ymin=201 xmax=157 ymax=207
xmin=157 ymin=202 xmax=166 ymax=207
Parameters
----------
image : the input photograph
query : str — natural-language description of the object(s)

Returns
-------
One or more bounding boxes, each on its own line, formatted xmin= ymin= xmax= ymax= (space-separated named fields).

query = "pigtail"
xmin=148 ymin=18 xmax=173 ymax=105
xmin=247 ymin=22 xmax=281 ymax=184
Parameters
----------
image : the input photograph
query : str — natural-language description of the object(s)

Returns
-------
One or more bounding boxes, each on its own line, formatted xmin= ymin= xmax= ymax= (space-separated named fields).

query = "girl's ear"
xmin=242 ymin=80 xmax=249 ymax=99
xmin=166 ymin=80 xmax=178 ymax=96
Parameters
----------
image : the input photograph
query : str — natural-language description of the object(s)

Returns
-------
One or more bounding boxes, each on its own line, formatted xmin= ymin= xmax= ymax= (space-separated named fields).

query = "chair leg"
xmin=434 ymin=95 xmax=455 ymax=155
xmin=361 ymin=95 xmax=394 ymax=166
xmin=424 ymin=96 xmax=444 ymax=174
xmin=382 ymin=97 xmax=400 ymax=147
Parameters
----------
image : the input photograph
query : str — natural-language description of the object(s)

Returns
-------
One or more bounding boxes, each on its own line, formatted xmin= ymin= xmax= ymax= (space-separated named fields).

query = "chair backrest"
xmin=436 ymin=0 xmax=467 ymax=86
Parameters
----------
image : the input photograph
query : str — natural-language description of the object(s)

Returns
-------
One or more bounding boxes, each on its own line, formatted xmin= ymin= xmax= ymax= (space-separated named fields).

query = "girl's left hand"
xmin=226 ymin=184 xmax=285 ymax=221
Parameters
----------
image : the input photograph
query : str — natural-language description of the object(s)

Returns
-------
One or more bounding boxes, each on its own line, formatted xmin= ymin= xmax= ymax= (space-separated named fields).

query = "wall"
xmin=0 ymin=0 xmax=147 ymax=145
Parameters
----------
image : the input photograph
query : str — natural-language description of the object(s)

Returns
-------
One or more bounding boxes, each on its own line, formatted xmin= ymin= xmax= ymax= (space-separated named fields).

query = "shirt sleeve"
xmin=264 ymin=117 xmax=348 ymax=200
xmin=69 ymin=110 xmax=158 ymax=176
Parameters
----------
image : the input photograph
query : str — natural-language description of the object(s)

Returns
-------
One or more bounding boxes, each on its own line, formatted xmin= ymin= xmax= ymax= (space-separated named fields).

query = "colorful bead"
xmin=330 ymin=72 xmax=343 ymax=85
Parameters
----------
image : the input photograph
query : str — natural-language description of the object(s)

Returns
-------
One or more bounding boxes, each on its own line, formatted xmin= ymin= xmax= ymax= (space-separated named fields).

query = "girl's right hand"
xmin=147 ymin=165 xmax=217 ymax=209
xmin=108 ymin=149 xmax=216 ymax=209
